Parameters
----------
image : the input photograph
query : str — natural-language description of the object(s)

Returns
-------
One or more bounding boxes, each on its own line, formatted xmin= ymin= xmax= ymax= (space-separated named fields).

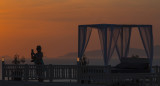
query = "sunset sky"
xmin=0 ymin=0 xmax=160 ymax=59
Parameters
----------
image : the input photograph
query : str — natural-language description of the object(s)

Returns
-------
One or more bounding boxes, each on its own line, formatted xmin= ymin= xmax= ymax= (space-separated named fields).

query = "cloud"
xmin=0 ymin=10 xmax=9 ymax=15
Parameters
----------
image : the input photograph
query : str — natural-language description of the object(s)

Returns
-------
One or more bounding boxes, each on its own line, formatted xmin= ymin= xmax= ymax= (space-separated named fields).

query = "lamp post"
xmin=77 ymin=57 xmax=81 ymax=83
xmin=2 ymin=57 xmax=5 ymax=80
xmin=2 ymin=57 xmax=4 ymax=62
xmin=77 ymin=57 xmax=80 ymax=65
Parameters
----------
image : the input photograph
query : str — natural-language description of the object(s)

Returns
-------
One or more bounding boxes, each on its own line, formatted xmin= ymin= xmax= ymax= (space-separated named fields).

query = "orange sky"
xmin=0 ymin=0 xmax=160 ymax=59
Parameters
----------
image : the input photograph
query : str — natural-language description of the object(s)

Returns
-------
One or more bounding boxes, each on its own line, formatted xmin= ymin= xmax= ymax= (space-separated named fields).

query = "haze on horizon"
xmin=0 ymin=0 xmax=160 ymax=59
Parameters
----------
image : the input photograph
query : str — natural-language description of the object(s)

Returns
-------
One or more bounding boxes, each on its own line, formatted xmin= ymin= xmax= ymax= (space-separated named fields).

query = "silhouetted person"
xmin=31 ymin=46 xmax=44 ymax=65
xmin=31 ymin=45 xmax=44 ymax=82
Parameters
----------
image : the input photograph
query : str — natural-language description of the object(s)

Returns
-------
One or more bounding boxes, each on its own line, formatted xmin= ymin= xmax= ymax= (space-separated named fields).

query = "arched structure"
xmin=78 ymin=24 xmax=153 ymax=69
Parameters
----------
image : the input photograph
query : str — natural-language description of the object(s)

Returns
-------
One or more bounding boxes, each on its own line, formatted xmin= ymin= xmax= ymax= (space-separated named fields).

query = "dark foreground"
xmin=0 ymin=80 xmax=105 ymax=86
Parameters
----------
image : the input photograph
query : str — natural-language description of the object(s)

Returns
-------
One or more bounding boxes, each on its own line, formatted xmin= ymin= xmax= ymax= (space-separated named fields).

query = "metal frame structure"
xmin=78 ymin=24 xmax=153 ymax=68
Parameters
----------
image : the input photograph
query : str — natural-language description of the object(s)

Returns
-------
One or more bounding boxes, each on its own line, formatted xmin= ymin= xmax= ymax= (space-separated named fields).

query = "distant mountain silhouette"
xmin=58 ymin=45 xmax=160 ymax=60
xmin=55 ymin=45 xmax=160 ymax=65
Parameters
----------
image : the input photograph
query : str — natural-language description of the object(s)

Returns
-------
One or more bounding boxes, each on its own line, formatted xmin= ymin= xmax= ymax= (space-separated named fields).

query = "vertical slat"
xmin=24 ymin=64 xmax=29 ymax=81
xmin=2 ymin=60 xmax=5 ymax=80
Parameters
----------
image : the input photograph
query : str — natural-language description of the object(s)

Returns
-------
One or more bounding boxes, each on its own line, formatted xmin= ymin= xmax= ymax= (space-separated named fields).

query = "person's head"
xmin=36 ymin=45 xmax=42 ymax=52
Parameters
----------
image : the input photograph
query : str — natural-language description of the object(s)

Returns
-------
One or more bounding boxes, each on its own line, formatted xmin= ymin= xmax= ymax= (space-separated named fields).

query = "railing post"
xmin=2 ymin=57 xmax=5 ymax=80
xmin=157 ymin=66 xmax=160 ymax=86
xmin=49 ymin=64 xmax=53 ymax=82
xmin=24 ymin=64 xmax=29 ymax=81
xmin=106 ymin=65 xmax=111 ymax=86
xmin=77 ymin=65 xmax=81 ymax=84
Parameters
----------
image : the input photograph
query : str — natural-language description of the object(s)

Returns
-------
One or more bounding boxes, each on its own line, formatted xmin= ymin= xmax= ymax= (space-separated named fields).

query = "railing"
xmin=152 ymin=65 xmax=160 ymax=73
xmin=3 ymin=64 xmax=78 ymax=81
xmin=78 ymin=65 xmax=111 ymax=83
xmin=2 ymin=61 xmax=160 ymax=86
xmin=2 ymin=64 xmax=112 ymax=82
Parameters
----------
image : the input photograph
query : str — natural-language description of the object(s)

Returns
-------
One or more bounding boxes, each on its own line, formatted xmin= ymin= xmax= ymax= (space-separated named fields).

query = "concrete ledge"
xmin=0 ymin=80 xmax=105 ymax=86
